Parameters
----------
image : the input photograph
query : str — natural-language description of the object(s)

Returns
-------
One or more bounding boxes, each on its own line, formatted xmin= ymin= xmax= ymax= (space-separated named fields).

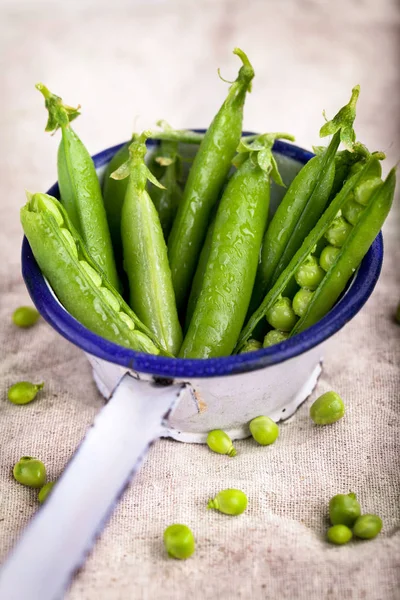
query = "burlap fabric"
xmin=1 ymin=1 xmax=399 ymax=598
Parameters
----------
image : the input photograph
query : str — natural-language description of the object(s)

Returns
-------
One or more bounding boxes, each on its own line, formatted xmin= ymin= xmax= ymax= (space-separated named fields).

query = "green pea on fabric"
xmin=310 ymin=391 xmax=345 ymax=425
xmin=163 ymin=524 xmax=195 ymax=559
xmin=38 ymin=481 xmax=56 ymax=504
xmin=329 ymin=493 xmax=361 ymax=527
xmin=206 ymin=430 xmax=237 ymax=457
xmin=353 ymin=514 xmax=383 ymax=539
xmin=207 ymin=489 xmax=248 ymax=515
xmin=12 ymin=306 xmax=40 ymax=328
xmin=327 ymin=524 xmax=353 ymax=545
xmin=13 ymin=457 xmax=46 ymax=488
xmin=249 ymin=415 xmax=279 ymax=446
xmin=7 ymin=382 xmax=44 ymax=405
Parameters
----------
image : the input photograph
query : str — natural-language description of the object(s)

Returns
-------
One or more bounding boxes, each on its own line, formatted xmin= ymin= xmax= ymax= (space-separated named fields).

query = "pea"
xmin=353 ymin=514 xmax=383 ymax=539
xmin=329 ymin=493 xmax=361 ymax=527
xmin=292 ymin=288 xmax=314 ymax=317
xmin=7 ymin=381 xmax=44 ymax=405
xmin=295 ymin=256 xmax=325 ymax=290
xmin=38 ymin=481 xmax=56 ymax=504
xmin=239 ymin=339 xmax=262 ymax=353
xmin=327 ymin=524 xmax=353 ymax=545
xmin=310 ymin=391 xmax=345 ymax=425
xmin=319 ymin=245 xmax=341 ymax=272
xmin=342 ymin=198 xmax=365 ymax=226
xmin=13 ymin=456 xmax=46 ymax=488
xmin=207 ymin=489 xmax=248 ymax=515
xmin=325 ymin=216 xmax=352 ymax=248
xmin=249 ymin=415 xmax=279 ymax=446
xmin=263 ymin=330 xmax=289 ymax=347
xmin=266 ymin=297 xmax=297 ymax=332
xmin=163 ymin=524 xmax=195 ymax=559
xmin=206 ymin=430 xmax=236 ymax=457
xmin=354 ymin=177 xmax=382 ymax=206
xmin=12 ymin=306 xmax=40 ymax=328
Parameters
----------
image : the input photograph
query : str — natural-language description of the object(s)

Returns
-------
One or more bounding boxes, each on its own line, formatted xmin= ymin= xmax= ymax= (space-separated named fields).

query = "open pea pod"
xmin=20 ymin=192 xmax=169 ymax=355
xmin=290 ymin=167 xmax=396 ymax=335
xmin=250 ymin=86 xmax=362 ymax=313
xmin=235 ymin=156 xmax=385 ymax=352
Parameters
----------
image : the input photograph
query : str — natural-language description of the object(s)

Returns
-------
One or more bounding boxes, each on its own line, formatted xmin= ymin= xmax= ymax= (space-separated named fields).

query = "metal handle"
xmin=0 ymin=373 xmax=186 ymax=600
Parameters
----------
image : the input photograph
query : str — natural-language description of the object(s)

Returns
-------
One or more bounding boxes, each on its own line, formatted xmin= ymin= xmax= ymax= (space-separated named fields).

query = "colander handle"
xmin=0 ymin=373 xmax=186 ymax=600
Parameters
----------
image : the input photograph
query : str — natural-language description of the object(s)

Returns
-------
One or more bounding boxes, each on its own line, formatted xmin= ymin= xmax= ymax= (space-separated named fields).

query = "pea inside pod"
xmin=250 ymin=86 xmax=361 ymax=316
xmin=236 ymin=156 xmax=393 ymax=352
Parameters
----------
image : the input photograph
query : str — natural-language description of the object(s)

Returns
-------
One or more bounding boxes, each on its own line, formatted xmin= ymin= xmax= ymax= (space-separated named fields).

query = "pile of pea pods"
xmin=21 ymin=48 xmax=396 ymax=358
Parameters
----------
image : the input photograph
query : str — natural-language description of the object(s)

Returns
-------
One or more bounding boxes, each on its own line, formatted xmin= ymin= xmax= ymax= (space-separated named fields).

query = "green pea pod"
xmin=290 ymin=168 xmax=396 ymax=335
xmin=20 ymin=192 xmax=166 ymax=355
xmin=102 ymin=141 xmax=131 ymax=266
xmin=251 ymin=87 xmax=362 ymax=312
xmin=235 ymin=157 xmax=380 ymax=352
xmin=36 ymin=84 xmax=119 ymax=290
xmin=168 ymin=48 xmax=255 ymax=311
xmin=150 ymin=141 xmax=183 ymax=239
xmin=185 ymin=217 xmax=216 ymax=331
xmin=179 ymin=133 xmax=291 ymax=359
xmin=113 ymin=133 xmax=182 ymax=356
xmin=313 ymin=146 xmax=385 ymax=200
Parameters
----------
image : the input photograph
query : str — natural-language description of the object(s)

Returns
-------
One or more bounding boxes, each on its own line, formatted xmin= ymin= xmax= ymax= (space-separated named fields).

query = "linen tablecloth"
xmin=1 ymin=1 xmax=399 ymax=598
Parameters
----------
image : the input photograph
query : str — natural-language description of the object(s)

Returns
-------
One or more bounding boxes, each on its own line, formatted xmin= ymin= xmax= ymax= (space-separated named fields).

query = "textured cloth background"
xmin=0 ymin=0 xmax=399 ymax=598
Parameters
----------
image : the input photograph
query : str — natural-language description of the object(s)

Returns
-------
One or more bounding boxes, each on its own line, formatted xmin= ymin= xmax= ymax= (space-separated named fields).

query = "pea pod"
xmin=290 ymin=168 xmax=395 ymax=335
xmin=168 ymin=48 xmax=255 ymax=311
xmin=36 ymin=84 xmax=119 ymax=290
xmin=150 ymin=141 xmax=183 ymax=239
xmin=235 ymin=156 xmax=381 ymax=352
xmin=251 ymin=87 xmax=361 ymax=312
xmin=185 ymin=218 xmax=216 ymax=331
xmin=102 ymin=141 xmax=131 ymax=266
xmin=20 ymin=192 xmax=165 ymax=355
xmin=102 ymin=129 xmax=201 ymax=261
xmin=180 ymin=133 xmax=292 ymax=359
xmin=112 ymin=133 xmax=182 ymax=356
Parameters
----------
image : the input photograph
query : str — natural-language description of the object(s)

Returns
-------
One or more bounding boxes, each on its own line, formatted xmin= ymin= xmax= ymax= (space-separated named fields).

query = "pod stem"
xmin=35 ymin=83 xmax=81 ymax=133
xmin=319 ymin=85 xmax=360 ymax=151
xmin=218 ymin=47 xmax=255 ymax=95
xmin=233 ymin=132 xmax=295 ymax=186
xmin=110 ymin=131 xmax=165 ymax=190
xmin=207 ymin=499 xmax=217 ymax=510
